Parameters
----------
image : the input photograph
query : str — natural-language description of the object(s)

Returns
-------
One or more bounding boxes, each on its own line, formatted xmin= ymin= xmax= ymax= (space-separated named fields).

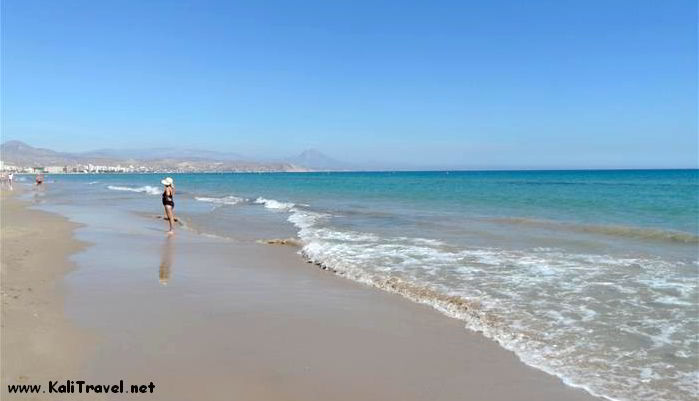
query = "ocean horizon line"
xmin=14 ymin=167 xmax=699 ymax=174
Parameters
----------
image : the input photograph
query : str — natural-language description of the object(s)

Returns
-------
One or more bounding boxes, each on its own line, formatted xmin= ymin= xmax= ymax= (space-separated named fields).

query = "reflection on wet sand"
xmin=159 ymin=237 xmax=174 ymax=285
xmin=32 ymin=185 xmax=45 ymax=203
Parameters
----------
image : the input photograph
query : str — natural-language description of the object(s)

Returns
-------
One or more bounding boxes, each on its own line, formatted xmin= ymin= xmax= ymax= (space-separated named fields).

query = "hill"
xmin=0 ymin=141 xmax=309 ymax=172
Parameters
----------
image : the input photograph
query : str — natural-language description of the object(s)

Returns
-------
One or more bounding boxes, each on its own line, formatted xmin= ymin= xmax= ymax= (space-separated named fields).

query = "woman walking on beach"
xmin=161 ymin=177 xmax=176 ymax=234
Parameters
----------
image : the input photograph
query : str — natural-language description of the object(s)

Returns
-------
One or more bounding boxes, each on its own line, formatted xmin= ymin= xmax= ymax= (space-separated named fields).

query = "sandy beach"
xmin=1 ymin=189 xmax=99 ymax=400
xmin=3 ymin=0 xmax=696 ymax=399
xmin=0 ymin=186 xmax=604 ymax=401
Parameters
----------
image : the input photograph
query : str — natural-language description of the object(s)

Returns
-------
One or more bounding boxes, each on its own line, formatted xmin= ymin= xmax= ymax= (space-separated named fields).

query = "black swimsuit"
xmin=162 ymin=189 xmax=174 ymax=207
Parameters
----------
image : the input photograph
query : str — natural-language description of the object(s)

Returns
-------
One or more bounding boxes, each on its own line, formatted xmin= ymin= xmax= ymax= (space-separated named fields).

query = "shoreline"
xmin=2 ymin=186 xmax=603 ymax=400
xmin=1 ymin=188 xmax=100 ymax=400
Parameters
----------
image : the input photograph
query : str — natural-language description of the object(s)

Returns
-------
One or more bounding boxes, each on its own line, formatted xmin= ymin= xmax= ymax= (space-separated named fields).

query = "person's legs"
xmin=164 ymin=205 xmax=175 ymax=234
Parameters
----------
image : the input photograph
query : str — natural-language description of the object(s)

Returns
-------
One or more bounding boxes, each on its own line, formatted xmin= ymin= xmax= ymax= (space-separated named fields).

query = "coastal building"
xmin=45 ymin=166 xmax=67 ymax=174
xmin=0 ymin=161 xmax=20 ymax=172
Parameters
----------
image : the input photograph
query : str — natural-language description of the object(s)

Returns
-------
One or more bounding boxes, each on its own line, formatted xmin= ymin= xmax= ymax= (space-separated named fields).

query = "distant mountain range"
xmin=77 ymin=147 xmax=248 ymax=162
xmin=0 ymin=140 xmax=353 ymax=172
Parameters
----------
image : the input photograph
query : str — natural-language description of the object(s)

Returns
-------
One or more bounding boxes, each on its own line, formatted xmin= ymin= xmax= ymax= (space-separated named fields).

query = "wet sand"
xmin=2 ymin=187 xmax=603 ymax=401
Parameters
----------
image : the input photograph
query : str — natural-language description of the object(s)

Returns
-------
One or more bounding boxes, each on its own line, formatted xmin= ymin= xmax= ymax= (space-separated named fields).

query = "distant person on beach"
xmin=35 ymin=173 xmax=44 ymax=185
xmin=161 ymin=177 xmax=176 ymax=234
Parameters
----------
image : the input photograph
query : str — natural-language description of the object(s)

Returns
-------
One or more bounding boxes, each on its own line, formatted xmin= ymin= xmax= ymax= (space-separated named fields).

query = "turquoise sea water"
xmin=26 ymin=170 xmax=699 ymax=401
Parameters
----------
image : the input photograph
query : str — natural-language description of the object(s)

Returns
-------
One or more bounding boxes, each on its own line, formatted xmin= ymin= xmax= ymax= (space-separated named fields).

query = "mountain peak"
xmin=2 ymin=140 xmax=32 ymax=151
xmin=297 ymin=149 xmax=325 ymax=157
xmin=286 ymin=149 xmax=352 ymax=170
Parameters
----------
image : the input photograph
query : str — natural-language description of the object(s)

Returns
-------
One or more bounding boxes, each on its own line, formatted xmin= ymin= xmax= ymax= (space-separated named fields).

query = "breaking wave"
xmin=195 ymin=195 xmax=246 ymax=206
xmin=106 ymin=185 xmax=160 ymax=195
xmin=249 ymin=197 xmax=698 ymax=401
xmin=254 ymin=197 xmax=295 ymax=210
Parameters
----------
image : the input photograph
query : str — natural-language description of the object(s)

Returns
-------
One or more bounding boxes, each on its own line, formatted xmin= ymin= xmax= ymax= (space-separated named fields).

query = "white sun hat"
xmin=161 ymin=177 xmax=174 ymax=186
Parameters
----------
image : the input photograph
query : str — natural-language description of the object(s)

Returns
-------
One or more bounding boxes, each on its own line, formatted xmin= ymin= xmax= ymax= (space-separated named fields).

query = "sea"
xmin=19 ymin=169 xmax=699 ymax=401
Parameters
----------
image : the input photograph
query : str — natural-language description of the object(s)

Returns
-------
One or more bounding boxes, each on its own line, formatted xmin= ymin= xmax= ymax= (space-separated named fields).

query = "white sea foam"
xmin=254 ymin=197 xmax=295 ymax=210
xmin=250 ymin=198 xmax=698 ymax=401
xmin=107 ymin=185 xmax=160 ymax=195
xmin=195 ymin=196 xmax=246 ymax=206
xmin=306 ymin=227 xmax=693 ymax=399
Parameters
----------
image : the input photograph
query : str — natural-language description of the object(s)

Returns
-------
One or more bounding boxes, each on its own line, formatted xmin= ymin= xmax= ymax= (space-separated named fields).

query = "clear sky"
xmin=2 ymin=0 xmax=697 ymax=169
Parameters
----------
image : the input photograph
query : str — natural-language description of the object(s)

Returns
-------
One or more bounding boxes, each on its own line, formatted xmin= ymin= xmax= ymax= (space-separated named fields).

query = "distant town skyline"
xmin=3 ymin=0 xmax=697 ymax=169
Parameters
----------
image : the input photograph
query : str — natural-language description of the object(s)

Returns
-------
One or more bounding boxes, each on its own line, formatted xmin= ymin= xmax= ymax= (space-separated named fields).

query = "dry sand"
xmin=1 ymin=189 xmax=99 ymax=400
xmin=1 ymin=186 xmax=603 ymax=401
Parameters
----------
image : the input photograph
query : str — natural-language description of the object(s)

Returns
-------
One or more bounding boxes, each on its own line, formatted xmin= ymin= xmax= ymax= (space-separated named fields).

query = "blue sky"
xmin=2 ymin=0 xmax=696 ymax=168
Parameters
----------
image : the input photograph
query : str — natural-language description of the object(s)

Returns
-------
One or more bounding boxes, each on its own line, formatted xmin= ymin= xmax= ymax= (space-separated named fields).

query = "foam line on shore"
xmin=245 ymin=196 xmax=696 ymax=401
